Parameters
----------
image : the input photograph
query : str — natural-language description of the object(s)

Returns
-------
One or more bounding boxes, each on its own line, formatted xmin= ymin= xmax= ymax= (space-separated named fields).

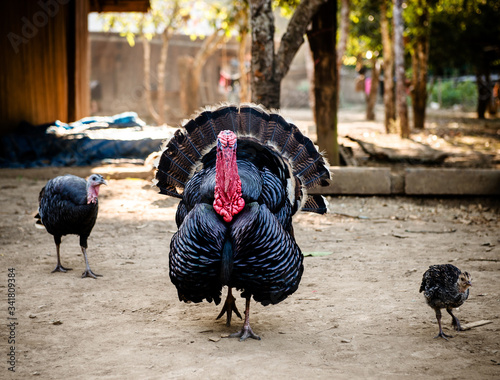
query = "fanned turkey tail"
xmin=154 ymin=103 xmax=331 ymax=212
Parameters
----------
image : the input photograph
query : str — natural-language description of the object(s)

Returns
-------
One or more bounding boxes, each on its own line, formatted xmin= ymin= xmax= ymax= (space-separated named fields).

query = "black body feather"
xmin=155 ymin=104 xmax=331 ymax=308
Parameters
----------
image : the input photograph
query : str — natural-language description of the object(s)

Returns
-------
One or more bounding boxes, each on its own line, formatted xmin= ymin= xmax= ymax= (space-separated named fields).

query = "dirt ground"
xmin=0 ymin=174 xmax=499 ymax=379
xmin=1 ymin=107 xmax=500 ymax=379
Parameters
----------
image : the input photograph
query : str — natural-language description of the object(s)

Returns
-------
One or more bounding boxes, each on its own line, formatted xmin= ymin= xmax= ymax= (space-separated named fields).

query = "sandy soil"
xmin=1 ymin=172 xmax=499 ymax=379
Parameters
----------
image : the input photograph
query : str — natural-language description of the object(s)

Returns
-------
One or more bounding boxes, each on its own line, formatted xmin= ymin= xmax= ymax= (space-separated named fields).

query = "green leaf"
xmin=126 ymin=32 xmax=135 ymax=47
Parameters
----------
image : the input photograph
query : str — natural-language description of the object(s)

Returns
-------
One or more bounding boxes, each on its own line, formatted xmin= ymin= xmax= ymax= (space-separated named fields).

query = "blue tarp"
xmin=0 ymin=112 xmax=169 ymax=168
xmin=50 ymin=111 xmax=146 ymax=131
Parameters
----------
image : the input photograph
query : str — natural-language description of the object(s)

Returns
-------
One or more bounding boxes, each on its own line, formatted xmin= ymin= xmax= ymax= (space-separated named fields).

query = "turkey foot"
xmin=81 ymin=269 xmax=102 ymax=279
xmin=434 ymin=331 xmax=453 ymax=340
xmin=216 ymin=288 xmax=242 ymax=326
xmin=448 ymin=309 xmax=464 ymax=331
xmin=81 ymin=247 xmax=101 ymax=279
xmin=52 ymin=243 xmax=72 ymax=273
xmin=230 ymin=324 xmax=261 ymax=341
xmin=434 ymin=310 xmax=453 ymax=340
xmin=52 ymin=264 xmax=72 ymax=273
xmin=228 ymin=297 xmax=261 ymax=341
xmin=451 ymin=318 xmax=463 ymax=332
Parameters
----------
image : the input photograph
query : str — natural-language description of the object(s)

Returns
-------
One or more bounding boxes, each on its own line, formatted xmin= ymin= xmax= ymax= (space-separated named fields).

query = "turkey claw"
xmin=81 ymin=269 xmax=102 ymax=279
xmin=434 ymin=331 xmax=453 ymax=340
xmin=52 ymin=264 xmax=72 ymax=273
xmin=451 ymin=319 xmax=463 ymax=332
xmin=229 ymin=326 xmax=261 ymax=341
xmin=216 ymin=293 xmax=242 ymax=326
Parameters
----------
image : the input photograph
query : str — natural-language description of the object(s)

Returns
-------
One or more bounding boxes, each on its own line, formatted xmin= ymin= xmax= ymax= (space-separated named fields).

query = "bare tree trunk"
xmin=250 ymin=0 xmax=326 ymax=109
xmin=157 ymin=0 xmax=180 ymax=123
xmin=366 ymin=56 xmax=380 ymax=121
xmin=307 ymin=0 xmax=339 ymax=165
xmin=410 ymin=4 xmax=429 ymax=131
xmin=337 ymin=0 xmax=349 ymax=71
xmin=250 ymin=0 xmax=280 ymax=108
xmin=380 ymin=0 xmax=396 ymax=133
xmin=476 ymin=72 xmax=491 ymax=119
xmin=393 ymin=0 xmax=409 ymax=138
xmin=237 ymin=6 xmax=250 ymax=103
xmin=141 ymin=1 xmax=180 ymax=125
xmin=188 ymin=64 xmax=203 ymax=115
xmin=411 ymin=37 xmax=429 ymax=130
xmin=238 ymin=29 xmax=250 ymax=102
xmin=336 ymin=0 xmax=349 ymax=107
xmin=178 ymin=30 xmax=226 ymax=116
xmin=155 ymin=30 xmax=170 ymax=125
xmin=142 ymin=35 xmax=160 ymax=124
xmin=177 ymin=56 xmax=193 ymax=117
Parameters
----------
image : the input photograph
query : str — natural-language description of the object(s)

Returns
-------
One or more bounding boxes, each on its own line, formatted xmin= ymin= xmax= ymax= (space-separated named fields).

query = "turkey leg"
xmin=434 ymin=309 xmax=453 ymax=340
xmin=447 ymin=308 xmax=463 ymax=331
xmin=216 ymin=287 xmax=242 ymax=326
xmin=80 ymin=246 xmax=102 ymax=279
xmin=51 ymin=236 xmax=72 ymax=273
xmin=229 ymin=297 xmax=261 ymax=341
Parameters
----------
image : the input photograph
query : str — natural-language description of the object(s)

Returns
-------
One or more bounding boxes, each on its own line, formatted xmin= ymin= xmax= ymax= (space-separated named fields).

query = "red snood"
xmin=213 ymin=131 xmax=245 ymax=222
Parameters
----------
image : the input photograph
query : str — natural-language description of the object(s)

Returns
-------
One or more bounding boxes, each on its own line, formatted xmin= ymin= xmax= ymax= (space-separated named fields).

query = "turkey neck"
xmin=86 ymin=183 xmax=100 ymax=204
xmin=213 ymin=131 xmax=245 ymax=222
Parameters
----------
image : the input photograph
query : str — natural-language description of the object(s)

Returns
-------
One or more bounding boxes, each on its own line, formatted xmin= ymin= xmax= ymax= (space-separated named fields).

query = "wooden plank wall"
xmin=68 ymin=0 xmax=90 ymax=122
xmin=0 ymin=1 xmax=90 ymax=135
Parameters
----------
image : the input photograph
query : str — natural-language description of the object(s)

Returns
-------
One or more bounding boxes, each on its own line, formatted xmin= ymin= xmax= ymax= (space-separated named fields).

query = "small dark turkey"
xmin=420 ymin=264 xmax=472 ymax=340
xmin=36 ymin=174 xmax=107 ymax=279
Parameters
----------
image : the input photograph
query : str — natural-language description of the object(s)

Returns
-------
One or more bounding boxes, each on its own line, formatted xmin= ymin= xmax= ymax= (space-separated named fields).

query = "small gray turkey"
xmin=419 ymin=264 xmax=472 ymax=340
xmin=35 ymin=174 xmax=107 ymax=279
xmin=154 ymin=103 xmax=331 ymax=340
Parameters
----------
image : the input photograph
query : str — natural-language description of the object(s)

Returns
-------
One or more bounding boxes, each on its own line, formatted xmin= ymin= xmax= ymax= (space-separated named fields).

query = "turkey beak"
xmin=100 ymin=179 xmax=108 ymax=186
xmin=466 ymin=281 xmax=472 ymax=286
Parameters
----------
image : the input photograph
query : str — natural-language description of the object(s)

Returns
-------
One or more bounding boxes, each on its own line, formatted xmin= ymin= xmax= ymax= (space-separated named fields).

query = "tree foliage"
xmin=100 ymin=0 xmax=190 ymax=45
xmin=428 ymin=0 xmax=500 ymax=76
xmin=346 ymin=0 xmax=381 ymax=58
xmin=427 ymin=1 xmax=500 ymax=118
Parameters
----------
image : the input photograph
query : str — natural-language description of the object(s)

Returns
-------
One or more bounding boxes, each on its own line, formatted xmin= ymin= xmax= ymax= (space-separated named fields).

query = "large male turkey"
xmin=154 ymin=104 xmax=331 ymax=340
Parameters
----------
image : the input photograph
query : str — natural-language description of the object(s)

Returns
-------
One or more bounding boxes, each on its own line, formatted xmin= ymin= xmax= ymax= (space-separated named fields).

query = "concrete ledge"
xmin=405 ymin=168 xmax=500 ymax=195
xmin=310 ymin=167 xmax=500 ymax=196
xmin=1 ymin=165 xmax=499 ymax=196
xmin=311 ymin=167 xmax=392 ymax=195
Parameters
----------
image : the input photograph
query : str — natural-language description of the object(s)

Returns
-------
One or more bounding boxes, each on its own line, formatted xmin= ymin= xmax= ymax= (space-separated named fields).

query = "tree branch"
xmin=337 ymin=0 xmax=349 ymax=71
xmin=276 ymin=0 xmax=327 ymax=80
xmin=142 ymin=34 xmax=160 ymax=124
